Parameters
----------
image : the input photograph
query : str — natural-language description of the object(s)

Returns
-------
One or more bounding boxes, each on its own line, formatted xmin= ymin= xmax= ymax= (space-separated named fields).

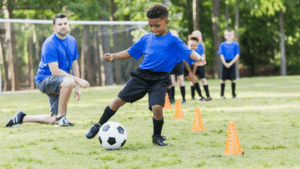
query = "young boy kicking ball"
xmin=85 ymin=3 xmax=204 ymax=146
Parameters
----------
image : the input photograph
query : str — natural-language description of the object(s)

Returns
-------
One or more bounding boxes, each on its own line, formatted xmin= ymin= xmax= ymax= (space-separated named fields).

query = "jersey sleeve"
xmin=73 ymin=41 xmax=79 ymax=61
xmin=176 ymin=37 xmax=193 ymax=61
xmin=196 ymin=43 xmax=204 ymax=56
xmin=127 ymin=36 xmax=145 ymax=60
xmin=218 ymin=43 xmax=223 ymax=55
xmin=42 ymin=41 xmax=58 ymax=63
xmin=235 ymin=43 xmax=240 ymax=55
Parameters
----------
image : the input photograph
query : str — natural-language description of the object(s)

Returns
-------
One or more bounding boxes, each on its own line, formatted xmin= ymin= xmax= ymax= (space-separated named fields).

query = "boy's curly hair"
xmin=146 ymin=3 xmax=169 ymax=19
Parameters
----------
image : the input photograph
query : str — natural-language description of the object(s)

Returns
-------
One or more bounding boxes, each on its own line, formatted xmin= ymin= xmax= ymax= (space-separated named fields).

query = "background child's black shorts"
xmin=183 ymin=66 xmax=192 ymax=77
xmin=195 ymin=66 xmax=206 ymax=79
xmin=170 ymin=62 xmax=184 ymax=76
xmin=118 ymin=69 xmax=170 ymax=111
xmin=222 ymin=60 xmax=236 ymax=80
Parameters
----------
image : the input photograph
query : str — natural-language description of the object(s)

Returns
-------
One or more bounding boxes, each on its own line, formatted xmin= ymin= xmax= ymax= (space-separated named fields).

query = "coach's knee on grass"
xmin=61 ymin=77 xmax=75 ymax=89
xmin=152 ymin=105 xmax=164 ymax=120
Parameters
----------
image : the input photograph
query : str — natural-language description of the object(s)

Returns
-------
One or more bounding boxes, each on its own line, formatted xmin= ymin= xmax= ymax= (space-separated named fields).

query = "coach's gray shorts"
xmin=36 ymin=76 xmax=65 ymax=116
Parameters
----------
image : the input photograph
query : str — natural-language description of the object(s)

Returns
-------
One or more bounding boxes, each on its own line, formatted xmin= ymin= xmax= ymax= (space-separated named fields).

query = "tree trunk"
xmin=83 ymin=25 xmax=96 ymax=85
xmin=110 ymin=0 xmax=122 ymax=85
xmin=28 ymin=37 xmax=34 ymax=89
xmin=100 ymin=1 xmax=114 ymax=85
xmin=4 ymin=0 xmax=21 ymax=91
xmin=93 ymin=27 xmax=101 ymax=86
xmin=33 ymin=25 xmax=40 ymax=75
xmin=225 ymin=2 xmax=229 ymax=29
xmin=212 ymin=0 xmax=221 ymax=79
xmin=193 ymin=0 xmax=199 ymax=30
xmin=163 ymin=0 xmax=169 ymax=5
xmin=0 ymin=23 xmax=9 ymax=91
xmin=98 ymin=30 xmax=104 ymax=86
xmin=234 ymin=0 xmax=240 ymax=78
xmin=279 ymin=9 xmax=286 ymax=76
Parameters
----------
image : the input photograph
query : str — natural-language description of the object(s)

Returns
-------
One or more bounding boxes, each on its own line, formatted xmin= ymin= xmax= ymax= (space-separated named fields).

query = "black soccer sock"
xmin=170 ymin=87 xmax=175 ymax=100
xmin=204 ymin=85 xmax=210 ymax=97
xmin=194 ymin=82 xmax=202 ymax=97
xmin=180 ymin=86 xmax=186 ymax=100
xmin=20 ymin=113 xmax=26 ymax=124
xmin=153 ymin=117 xmax=164 ymax=136
xmin=231 ymin=82 xmax=236 ymax=96
xmin=191 ymin=86 xmax=195 ymax=99
xmin=221 ymin=83 xmax=225 ymax=96
xmin=99 ymin=106 xmax=116 ymax=125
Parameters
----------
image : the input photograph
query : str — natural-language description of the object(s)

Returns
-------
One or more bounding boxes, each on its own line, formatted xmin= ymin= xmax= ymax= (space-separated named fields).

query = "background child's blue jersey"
xmin=196 ymin=43 xmax=204 ymax=56
xmin=218 ymin=41 xmax=240 ymax=61
xmin=127 ymin=31 xmax=193 ymax=72
xmin=35 ymin=33 xmax=79 ymax=83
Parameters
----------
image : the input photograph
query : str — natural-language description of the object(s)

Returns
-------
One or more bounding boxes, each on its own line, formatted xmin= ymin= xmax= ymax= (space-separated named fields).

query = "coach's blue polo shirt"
xmin=218 ymin=41 xmax=240 ymax=61
xmin=35 ymin=33 xmax=79 ymax=83
xmin=127 ymin=31 xmax=193 ymax=72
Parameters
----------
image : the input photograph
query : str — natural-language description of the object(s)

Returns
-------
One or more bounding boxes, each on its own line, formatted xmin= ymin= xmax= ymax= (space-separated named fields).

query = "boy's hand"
xmin=74 ymin=88 xmax=81 ymax=102
xmin=198 ymin=56 xmax=204 ymax=62
xmin=104 ymin=53 xmax=114 ymax=62
xmin=198 ymin=60 xmax=207 ymax=67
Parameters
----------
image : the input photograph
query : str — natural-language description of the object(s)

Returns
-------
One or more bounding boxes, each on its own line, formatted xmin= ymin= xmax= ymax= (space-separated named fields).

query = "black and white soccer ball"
xmin=98 ymin=121 xmax=127 ymax=150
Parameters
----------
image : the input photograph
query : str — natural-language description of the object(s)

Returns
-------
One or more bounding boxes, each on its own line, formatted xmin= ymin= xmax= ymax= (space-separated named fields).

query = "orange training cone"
xmin=163 ymin=93 xmax=171 ymax=109
xmin=224 ymin=121 xmax=243 ymax=155
xmin=192 ymin=108 xmax=205 ymax=131
xmin=174 ymin=99 xmax=185 ymax=119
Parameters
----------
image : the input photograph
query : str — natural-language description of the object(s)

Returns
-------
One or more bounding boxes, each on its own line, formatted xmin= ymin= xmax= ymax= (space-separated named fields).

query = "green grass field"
xmin=1 ymin=76 xmax=300 ymax=169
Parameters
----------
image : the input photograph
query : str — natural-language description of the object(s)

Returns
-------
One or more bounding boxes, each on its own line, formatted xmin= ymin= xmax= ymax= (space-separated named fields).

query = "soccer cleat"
xmin=206 ymin=97 xmax=212 ymax=101
xmin=233 ymin=94 xmax=237 ymax=99
xmin=56 ymin=116 xmax=74 ymax=127
xmin=181 ymin=99 xmax=186 ymax=104
xmin=86 ymin=122 xmax=101 ymax=139
xmin=5 ymin=111 xmax=26 ymax=127
xmin=152 ymin=135 xmax=167 ymax=146
xmin=221 ymin=95 xmax=226 ymax=99
xmin=198 ymin=96 xmax=207 ymax=102
xmin=191 ymin=97 xmax=195 ymax=101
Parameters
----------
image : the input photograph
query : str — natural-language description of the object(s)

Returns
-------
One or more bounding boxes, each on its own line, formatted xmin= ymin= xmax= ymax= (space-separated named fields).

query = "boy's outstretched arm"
xmin=189 ymin=51 xmax=203 ymax=62
xmin=104 ymin=50 xmax=132 ymax=62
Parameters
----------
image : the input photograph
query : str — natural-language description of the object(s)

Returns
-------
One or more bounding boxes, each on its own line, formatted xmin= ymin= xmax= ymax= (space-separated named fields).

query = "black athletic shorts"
xmin=170 ymin=62 xmax=184 ymax=76
xmin=195 ymin=66 xmax=206 ymax=79
xmin=222 ymin=60 xmax=236 ymax=80
xmin=118 ymin=69 xmax=170 ymax=111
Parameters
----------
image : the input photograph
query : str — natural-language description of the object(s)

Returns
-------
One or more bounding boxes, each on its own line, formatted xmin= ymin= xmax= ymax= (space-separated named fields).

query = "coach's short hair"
xmin=53 ymin=13 xmax=67 ymax=25
xmin=146 ymin=3 xmax=169 ymax=19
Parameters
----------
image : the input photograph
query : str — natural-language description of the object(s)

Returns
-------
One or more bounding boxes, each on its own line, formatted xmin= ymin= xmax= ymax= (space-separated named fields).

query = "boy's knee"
xmin=152 ymin=105 xmax=163 ymax=120
xmin=110 ymin=97 xmax=126 ymax=111
xmin=49 ymin=116 xmax=57 ymax=124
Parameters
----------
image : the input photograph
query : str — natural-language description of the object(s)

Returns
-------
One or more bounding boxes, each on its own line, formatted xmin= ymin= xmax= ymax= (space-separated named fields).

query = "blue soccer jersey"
xmin=218 ymin=41 xmax=240 ymax=61
xmin=35 ymin=33 xmax=79 ymax=83
xmin=195 ymin=43 xmax=204 ymax=56
xmin=127 ymin=31 xmax=193 ymax=72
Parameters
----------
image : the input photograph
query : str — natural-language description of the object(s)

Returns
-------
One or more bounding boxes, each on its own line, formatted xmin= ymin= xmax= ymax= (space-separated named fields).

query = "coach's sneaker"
xmin=152 ymin=135 xmax=167 ymax=146
xmin=198 ymin=96 xmax=206 ymax=102
xmin=5 ymin=111 xmax=26 ymax=127
xmin=56 ymin=116 xmax=74 ymax=127
xmin=232 ymin=94 xmax=237 ymax=99
xmin=221 ymin=95 xmax=226 ymax=99
xmin=86 ymin=122 xmax=101 ymax=139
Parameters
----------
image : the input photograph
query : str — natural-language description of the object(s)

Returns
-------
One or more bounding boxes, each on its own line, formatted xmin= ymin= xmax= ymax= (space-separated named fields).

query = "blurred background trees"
xmin=0 ymin=0 xmax=299 ymax=91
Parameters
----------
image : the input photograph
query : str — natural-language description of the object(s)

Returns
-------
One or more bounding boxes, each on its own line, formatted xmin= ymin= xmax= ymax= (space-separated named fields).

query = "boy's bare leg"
xmin=109 ymin=97 xmax=126 ymax=111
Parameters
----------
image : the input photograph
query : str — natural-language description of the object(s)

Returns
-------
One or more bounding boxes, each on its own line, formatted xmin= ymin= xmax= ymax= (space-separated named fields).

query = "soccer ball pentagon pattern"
xmin=98 ymin=121 xmax=127 ymax=150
